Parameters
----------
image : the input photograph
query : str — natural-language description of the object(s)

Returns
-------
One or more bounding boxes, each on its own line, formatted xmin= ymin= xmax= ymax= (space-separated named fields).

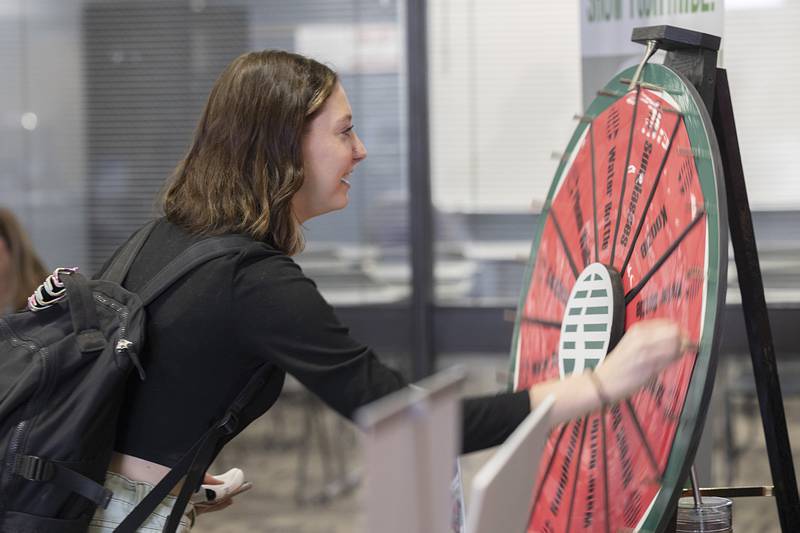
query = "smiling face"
xmin=292 ymin=82 xmax=367 ymax=223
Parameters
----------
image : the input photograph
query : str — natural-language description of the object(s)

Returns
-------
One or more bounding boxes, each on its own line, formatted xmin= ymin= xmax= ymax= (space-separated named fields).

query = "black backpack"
xmin=0 ymin=221 xmax=267 ymax=533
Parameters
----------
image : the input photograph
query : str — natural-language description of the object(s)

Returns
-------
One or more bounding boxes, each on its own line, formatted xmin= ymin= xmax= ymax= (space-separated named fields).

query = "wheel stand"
xmin=626 ymin=25 xmax=800 ymax=533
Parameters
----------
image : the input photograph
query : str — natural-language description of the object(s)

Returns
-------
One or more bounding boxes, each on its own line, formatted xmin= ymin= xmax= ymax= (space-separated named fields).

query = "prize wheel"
xmin=510 ymin=63 xmax=727 ymax=532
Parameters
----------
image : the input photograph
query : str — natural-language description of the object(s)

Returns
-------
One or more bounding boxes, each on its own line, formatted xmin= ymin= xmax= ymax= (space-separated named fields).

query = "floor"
xmin=193 ymin=356 xmax=800 ymax=533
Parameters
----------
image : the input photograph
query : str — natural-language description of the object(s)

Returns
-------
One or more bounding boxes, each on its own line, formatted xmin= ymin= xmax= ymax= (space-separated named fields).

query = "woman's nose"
xmin=353 ymin=133 xmax=367 ymax=161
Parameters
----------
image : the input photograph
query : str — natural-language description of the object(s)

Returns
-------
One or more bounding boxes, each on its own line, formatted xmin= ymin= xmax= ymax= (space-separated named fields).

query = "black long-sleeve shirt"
xmin=112 ymin=219 xmax=530 ymax=466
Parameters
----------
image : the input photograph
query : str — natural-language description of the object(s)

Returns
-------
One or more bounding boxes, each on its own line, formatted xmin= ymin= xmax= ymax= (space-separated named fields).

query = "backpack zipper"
xmin=1 ymin=419 xmax=27 ymax=511
xmin=93 ymin=293 xmax=128 ymax=340
xmin=0 ymin=320 xmax=47 ymax=508
xmin=3 ymin=348 xmax=53 ymax=508
xmin=93 ymin=293 xmax=145 ymax=380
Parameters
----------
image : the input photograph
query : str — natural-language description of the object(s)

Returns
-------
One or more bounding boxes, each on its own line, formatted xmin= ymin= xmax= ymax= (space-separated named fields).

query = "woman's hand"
xmin=193 ymin=473 xmax=252 ymax=516
xmin=194 ymin=496 xmax=234 ymax=515
xmin=527 ymin=319 xmax=688 ymax=426
xmin=594 ymin=319 xmax=687 ymax=404
xmin=193 ymin=474 xmax=230 ymax=515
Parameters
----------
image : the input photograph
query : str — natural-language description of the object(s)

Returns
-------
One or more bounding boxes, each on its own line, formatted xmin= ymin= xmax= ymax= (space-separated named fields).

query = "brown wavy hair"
xmin=162 ymin=50 xmax=338 ymax=255
xmin=0 ymin=208 xmax=48 ymax=311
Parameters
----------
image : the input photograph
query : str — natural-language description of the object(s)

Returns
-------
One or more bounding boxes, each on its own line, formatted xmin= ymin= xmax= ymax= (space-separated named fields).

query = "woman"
xmin=0 ymin=208 xmax=48 ymax=315
xmin=90 ymin=50 xmax=684 ymax=532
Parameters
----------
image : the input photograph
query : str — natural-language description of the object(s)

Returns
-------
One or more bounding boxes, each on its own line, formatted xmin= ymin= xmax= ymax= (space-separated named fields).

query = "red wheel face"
xmin=511 ymin=65 xmax=726 ymax=532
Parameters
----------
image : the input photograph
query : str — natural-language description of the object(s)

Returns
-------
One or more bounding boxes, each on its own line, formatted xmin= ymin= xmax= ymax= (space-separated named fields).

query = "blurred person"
xmin=87 ymin=50 xmax=688 ymax=532
xmin=0 ymin=207 xmax=47 ymax=315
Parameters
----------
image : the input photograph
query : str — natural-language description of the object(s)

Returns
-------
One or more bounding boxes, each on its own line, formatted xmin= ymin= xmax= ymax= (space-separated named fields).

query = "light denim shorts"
xmin=88 ymin=472 xmax=195 ymax=532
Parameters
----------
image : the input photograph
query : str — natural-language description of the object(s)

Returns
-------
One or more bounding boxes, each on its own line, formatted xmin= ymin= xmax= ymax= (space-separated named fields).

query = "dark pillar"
xmin=406 ymin=0 xmax=435 ymax=379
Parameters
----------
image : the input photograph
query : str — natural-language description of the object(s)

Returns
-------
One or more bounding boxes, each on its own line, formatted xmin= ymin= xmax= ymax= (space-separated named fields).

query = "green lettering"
xmin=588 ymin=0 xmax=624 ymax=22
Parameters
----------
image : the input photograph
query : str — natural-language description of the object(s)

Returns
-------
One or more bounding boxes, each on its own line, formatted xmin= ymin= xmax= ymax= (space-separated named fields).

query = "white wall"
xmin=429 ymin=1 xmax=582 ymax=213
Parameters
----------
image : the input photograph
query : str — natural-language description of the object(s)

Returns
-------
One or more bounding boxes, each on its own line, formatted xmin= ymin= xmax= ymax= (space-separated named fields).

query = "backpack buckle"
xmin=15 ymin=455 xmax=55 ymax=481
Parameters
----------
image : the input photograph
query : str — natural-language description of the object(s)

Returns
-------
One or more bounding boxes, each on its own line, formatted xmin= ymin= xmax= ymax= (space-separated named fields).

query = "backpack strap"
xmin=114 ymin=366 xmax=271 ymax=533
xmin=13 ymin=455 xmax=113 ymax=509
xmin=163 ymin=364 xmax=273 ymax=531
xmin=135 ymin=234 xmax=253 ymax=306
xmin=101 ymin=221 xmax=159 ymax=284
xmin=99 ymin=219 xmax=252 ymax=305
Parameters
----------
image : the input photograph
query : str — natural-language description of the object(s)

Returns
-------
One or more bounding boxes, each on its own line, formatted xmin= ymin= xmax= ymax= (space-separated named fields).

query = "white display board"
xmin=356 ymin=369 xmax=465 ymax=533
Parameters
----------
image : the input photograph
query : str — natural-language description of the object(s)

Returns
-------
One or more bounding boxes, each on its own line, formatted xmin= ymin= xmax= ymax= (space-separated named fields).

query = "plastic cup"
xmin=676 ymin=496 xmax=733 ymax=532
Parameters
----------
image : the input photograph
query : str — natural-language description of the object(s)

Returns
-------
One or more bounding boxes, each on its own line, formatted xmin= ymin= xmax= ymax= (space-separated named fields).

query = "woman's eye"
xmin=341 ymin=125 xmax=354 ymax=135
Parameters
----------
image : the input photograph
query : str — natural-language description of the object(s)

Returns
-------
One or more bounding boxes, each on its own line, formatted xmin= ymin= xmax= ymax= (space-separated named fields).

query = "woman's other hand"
xmin=528 ymin=319 xmax=689 ymax=426
xmin=594 ymin=319 xmax=686 ymax=404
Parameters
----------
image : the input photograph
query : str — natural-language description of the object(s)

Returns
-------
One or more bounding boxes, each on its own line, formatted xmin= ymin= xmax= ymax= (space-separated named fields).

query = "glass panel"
xmin=280 ymin=2 xmax=411 ymax=306
xmin=428 ymin=0 xmax=581 ymax=306
xmin=0 ymin=1 xmax=88 ymax=269
xmin=0 ymin=0 xmax=410 ymax=310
